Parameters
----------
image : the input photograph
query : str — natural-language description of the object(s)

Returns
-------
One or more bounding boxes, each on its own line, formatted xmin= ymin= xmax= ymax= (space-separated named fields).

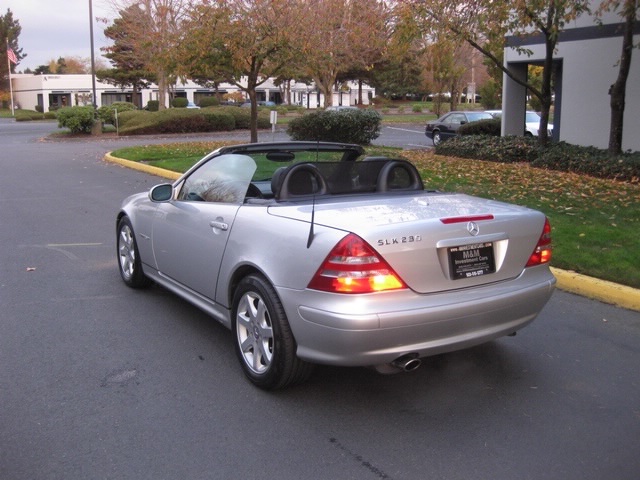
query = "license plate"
xmin=448 ymin=242 xmax=496 ymax=280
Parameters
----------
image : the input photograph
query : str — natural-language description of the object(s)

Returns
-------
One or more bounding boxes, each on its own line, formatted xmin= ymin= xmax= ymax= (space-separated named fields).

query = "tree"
xmin=299 ymin=0 xmax=389 ymax=108
xmin=1 ymin=9 xmax=23 ymax=107
xmin=106 ymin=0 xmax=190 ymax=109
xmin=406 ymin=0 xmax=591 ymax=145
xmin=100 ymin=5 xmax=156 ymax=108
xmin=368 ymin=8 xmax=431 ymax=101
xmin=597 ymin=0 xmax=639 ymax=155
xmin=179 ymin=0 xmax=300 ymax=142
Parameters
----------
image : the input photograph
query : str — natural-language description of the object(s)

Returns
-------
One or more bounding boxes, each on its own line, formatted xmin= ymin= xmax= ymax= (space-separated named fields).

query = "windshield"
xmin=467 ymin=112 xmax=494 ymax=122
xmin=526 ymin=112 xmax=541 ymax=123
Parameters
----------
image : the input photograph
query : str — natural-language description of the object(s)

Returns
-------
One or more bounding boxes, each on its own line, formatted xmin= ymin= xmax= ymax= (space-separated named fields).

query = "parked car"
xmin=241 ymin=101 xmax=276 ymax=108
xmin=425 ymin=111 xmax=494 ymax=146
xmin=325 ymin=105 xmax=359 ymax=112
xmin=485 ymin=110 xmax=554 ymax=137
xmin=116 ymin=141 xmax=556 ymax=389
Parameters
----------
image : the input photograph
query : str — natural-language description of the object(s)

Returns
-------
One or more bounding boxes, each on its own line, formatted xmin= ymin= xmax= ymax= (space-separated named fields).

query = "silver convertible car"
xmin=116 ymin=142 xmax=556 ymax=389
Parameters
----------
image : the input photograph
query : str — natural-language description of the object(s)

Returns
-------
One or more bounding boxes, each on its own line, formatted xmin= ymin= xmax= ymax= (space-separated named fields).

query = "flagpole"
xmin=6 ymin=39 xmax=15 ymax=116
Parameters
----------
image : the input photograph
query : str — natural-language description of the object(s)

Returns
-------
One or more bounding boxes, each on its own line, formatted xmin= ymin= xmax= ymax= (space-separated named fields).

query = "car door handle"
xmin=209 ymin=220 xmax=229 ymax=231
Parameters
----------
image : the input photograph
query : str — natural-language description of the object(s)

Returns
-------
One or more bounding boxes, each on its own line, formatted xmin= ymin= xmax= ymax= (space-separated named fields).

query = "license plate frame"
xmin=448 ymin=242 xmax=496 ymax=280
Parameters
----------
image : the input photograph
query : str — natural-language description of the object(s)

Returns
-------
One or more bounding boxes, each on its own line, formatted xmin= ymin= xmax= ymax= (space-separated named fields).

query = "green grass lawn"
xmin=109 ymin=142 xmax=640 ymax=289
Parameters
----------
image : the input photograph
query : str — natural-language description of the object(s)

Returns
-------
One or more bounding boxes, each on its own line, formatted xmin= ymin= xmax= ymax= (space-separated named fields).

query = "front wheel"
xmin=232 ymin=274 xmax=313 ymax=390
xmin=432 ymin=131 xmax=442 ymax=146
xmin=117 ymin=216 xmax=152 ymax=288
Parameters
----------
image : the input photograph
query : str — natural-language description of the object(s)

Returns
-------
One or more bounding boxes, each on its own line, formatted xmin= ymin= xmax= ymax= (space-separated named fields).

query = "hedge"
xmin=435 ymin=135 xmax=639 ymax=183
xmin=115 ymin=107 xmax=271 ymax=135
xmin=14 ymin=109 xmax=56 ymax=121
xmin=458 ymin=118 xmax=501 ymax=137
xmin=286 ymin=109 xmax=382 ymax=145
xmin=97 ymin=102 xmax=138 ymax=126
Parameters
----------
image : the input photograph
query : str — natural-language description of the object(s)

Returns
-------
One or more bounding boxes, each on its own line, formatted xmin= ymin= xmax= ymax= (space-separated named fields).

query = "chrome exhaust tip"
xmin=391 ymin=353 xmax=422 ymax=372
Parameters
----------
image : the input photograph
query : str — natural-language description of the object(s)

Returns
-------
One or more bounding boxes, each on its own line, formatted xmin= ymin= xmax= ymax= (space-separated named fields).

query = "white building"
xmin=501 ymin=3 xmax=639 ymax=151
xmin=10 ymin=74 xmax=374 ymax=112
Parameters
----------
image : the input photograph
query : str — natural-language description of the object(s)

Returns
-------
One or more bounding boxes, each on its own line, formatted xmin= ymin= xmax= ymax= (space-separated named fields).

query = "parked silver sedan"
xmin=117 ymin=142 xmax=556 ymax=389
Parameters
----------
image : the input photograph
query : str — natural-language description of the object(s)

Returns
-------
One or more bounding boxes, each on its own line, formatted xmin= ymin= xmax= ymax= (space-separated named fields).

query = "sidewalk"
xmin=105 ymin=152 xmax=640 ymax=313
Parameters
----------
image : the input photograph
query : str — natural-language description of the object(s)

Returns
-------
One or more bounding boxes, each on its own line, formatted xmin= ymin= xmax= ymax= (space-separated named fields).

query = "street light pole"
xmin=89 ymin=0 xmax=98 ymax=110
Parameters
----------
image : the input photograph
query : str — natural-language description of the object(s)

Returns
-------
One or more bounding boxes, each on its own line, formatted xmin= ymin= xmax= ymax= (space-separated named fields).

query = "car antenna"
xmin=307 ymin=140 xmax=321 ymax=248
xmin=306 ymin=194 xmax=316 ymax=249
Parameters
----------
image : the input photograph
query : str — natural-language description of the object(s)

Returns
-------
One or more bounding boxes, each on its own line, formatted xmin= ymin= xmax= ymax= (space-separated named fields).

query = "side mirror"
xmin=149 ymin=183 xmax=173 ymax=202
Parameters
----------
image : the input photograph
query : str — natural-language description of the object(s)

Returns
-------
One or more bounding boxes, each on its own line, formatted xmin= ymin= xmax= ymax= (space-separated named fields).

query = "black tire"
xmin=117 ymin=216 xmax=152 ymax=288
xmin=232 ymin=274 xmax=314 ymax=390
xmin=432 ymin=131 xmax=442 ymax=146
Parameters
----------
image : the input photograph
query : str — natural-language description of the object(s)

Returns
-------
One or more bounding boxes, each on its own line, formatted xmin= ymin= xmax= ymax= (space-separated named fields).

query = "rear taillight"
xmin=526 ymin=217 xmax=552 ymax=267
xmin=308 ymin=234 xmax=407 ymax=294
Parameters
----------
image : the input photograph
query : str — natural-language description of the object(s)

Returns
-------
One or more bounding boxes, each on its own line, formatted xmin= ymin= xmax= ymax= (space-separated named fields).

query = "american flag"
xmin=7 ymin=48 xmax=17 ymax=64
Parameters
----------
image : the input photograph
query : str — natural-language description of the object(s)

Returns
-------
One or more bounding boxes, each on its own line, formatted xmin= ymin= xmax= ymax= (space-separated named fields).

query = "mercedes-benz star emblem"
xmin=467 ymin=221 xmax=480 ymax=236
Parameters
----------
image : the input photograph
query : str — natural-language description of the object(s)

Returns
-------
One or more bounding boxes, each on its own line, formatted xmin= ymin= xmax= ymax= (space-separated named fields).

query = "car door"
xmin=151 ymin=154 xmax=256 ymax=300
xmin=442 ymin=113 xmax=466 ymax=139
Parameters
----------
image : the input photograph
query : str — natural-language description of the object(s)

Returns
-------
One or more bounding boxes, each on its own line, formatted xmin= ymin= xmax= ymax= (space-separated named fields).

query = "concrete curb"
xmin=105 ymin=152 xmax=182 ymax=181
xmin=104 ymin=153 xmax=640 ymax=313
xmin=550 ymin=268 xmax=640 ymax=312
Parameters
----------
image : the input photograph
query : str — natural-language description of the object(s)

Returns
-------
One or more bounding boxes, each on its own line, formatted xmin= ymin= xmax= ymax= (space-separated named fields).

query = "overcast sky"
xmin=7 ymin=0 xmax=114 ymax=71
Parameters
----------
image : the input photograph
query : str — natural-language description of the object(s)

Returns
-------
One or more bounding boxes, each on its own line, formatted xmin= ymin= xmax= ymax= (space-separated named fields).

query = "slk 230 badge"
xmin=377 ymin=235 xmax=422 ymax=246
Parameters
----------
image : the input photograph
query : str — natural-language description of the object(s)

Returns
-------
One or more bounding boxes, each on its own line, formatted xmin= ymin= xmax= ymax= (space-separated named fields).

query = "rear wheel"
xmin=117 ymin=216 xmax=152 ymax=288
xmin=232 ymin=274 xmax=313 ymax=389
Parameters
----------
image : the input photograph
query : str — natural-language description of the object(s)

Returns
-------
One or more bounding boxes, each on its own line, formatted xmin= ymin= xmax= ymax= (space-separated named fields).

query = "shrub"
xmin=172 ymin=97 xmax=189 ymax=108
xmin=35 ymin=105 xmax=43 ymax=113
xmin=435 ymin=135 xmax=640 ymax=183
xmin=202 ymin=110 xmax=236 ymax=131
xmin=458 ymin=118 xmax=501 ymax=137
xmin=199 ymin=96 xmax=219 ymax=108
xmin=117 ymin=110 xmax=153 ymax=134
xmin=412 ymin=104 xmax=423 ymax=113
xmin=56 ymin=106 xmax=95 ymax=134
xmin=14 ymin=109 xmax=45 ymax=121
xmin=97 ymin=102 xmax=137 ymax=126
xmin=286 ymin=109 xmax=382 ymax=145
xmin=532 ymin=142 xmax=640 ymax=183
xmin=146 ymin=100 xmax=159 ymax=111
xmin=218 ymin=106 xmax=271 ymax=129
xmin=435 ymin=135 xmax=540 ymax=163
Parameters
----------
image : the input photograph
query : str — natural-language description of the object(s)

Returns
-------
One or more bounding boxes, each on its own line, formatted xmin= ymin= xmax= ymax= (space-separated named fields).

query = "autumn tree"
xmin=367 ymin=8 xmax=430 ymax=101
xmin=298 ymin=0 xmax=389 ymax=108
xmin=1 ymin=9 xmax=23 ymax=107
xmin=179 ymin=0 xmax=300 ymax=142
xmin=597 ymin=0 xmax=639 ymax=155
xmin=406 ymin=0 xmax=590 ymax=145
xmin=106 ymin=0 xmax=189 ymax=109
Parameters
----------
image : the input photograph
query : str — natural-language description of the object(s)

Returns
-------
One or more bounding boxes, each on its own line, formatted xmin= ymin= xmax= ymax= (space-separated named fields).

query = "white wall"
xmin=503 ymin=4 xmax=640 ymax=151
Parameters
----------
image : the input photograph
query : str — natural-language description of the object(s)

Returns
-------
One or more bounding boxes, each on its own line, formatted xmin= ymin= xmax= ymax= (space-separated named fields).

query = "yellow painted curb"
xmin=551 ymin=267 xmax=640 ymax=312
xmin=104 ymin=152 xmax=181 ymax=181
xmin=104 ymin=153 xmax=640 ymax=313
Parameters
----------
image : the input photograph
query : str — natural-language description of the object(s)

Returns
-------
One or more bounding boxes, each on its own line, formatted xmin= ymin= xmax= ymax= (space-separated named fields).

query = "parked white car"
xmin=485 ymin=110 xmax=553 ymax=137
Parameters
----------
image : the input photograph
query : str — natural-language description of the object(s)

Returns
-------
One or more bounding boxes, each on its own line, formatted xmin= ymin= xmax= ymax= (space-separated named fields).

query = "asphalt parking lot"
xmin=1 ymin=119 xmax=639 ymax=480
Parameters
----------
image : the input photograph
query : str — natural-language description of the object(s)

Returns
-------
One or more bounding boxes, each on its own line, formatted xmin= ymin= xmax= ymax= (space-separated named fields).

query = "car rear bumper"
xmin=277 ymin=267 xmax=556 ymax=367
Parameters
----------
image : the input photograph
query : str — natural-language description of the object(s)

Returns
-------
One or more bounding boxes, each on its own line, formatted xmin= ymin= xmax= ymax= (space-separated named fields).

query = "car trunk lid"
xmin=268 ymin=192 xmax=547 ymax=294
